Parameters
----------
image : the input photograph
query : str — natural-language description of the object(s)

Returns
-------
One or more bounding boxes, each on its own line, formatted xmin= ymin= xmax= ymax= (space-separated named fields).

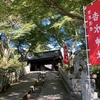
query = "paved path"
xmin=0 ymin=71 xmax=72 ymax=100
xmin=37 ymin=71 xmax=71 ymax=100
xmin=0 ymin=71 xmax=40 ymax=100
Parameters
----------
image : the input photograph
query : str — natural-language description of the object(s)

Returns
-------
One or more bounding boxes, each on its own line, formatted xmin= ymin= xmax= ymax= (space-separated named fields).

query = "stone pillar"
xmin=81 ymin=71 xmax=90 ymax=100
xmin=81 ymin=71 xmax=98 ymax=100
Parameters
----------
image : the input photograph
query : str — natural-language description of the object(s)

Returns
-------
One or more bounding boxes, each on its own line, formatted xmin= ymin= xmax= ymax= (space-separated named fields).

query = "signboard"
xmin=85 ymin=0 xmax=100 ymax=65
xmin=63 ymin=45 xmax=69 ymax=64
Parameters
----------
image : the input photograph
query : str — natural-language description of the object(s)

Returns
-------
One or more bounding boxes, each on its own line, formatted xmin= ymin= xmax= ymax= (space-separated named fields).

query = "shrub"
xmin=0 ymin=56 xmax=27 ymax=72
xmin=92 ymin=66 xmax=100 ymax=74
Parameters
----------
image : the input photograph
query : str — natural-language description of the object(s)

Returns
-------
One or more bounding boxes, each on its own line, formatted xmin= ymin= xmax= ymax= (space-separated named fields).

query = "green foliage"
xmin=0 ymin=59 xmax=27 ymax=73
xmin=92 ymin=66 xmax=100 ymax=74
xmin=8 ymin=57 xmax=27 ymax=69
xmin=63 ymin=64 xmax=69 ymax=70
xmin=92 ymin=66 xmax=100 ymax=94
xmin=0 ymin=56 xmax=27 ymax=72
xmin=0 ymin=57 xmax=8 ymax=67
xmin=0 ymin=67 xmax=6 ymax=73
xmin=0 ymin=0 xmax=95 ymax=51
xmin=8 ymin=58 xmax=20 ymax=68
xmin=0 ymin=0 xmax=97 ymax=70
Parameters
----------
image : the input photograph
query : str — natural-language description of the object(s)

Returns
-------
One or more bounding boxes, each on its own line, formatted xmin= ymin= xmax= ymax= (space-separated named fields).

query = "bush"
xmin=0 ymin=67 xmax=6 ymax=73
xmin=92 ymin=66 xmax=100 ymax=74
xmin=0 ymin=56 xmax=27 ymax=73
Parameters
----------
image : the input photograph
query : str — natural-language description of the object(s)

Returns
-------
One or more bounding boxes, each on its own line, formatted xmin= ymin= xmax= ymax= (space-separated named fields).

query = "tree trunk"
xmin=6 ymin=35 xmax=10 ymax=55
xmin=0 ymin=40 xmax=5 ymax=58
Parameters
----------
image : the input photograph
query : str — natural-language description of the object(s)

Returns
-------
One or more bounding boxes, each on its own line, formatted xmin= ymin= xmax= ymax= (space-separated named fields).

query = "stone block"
xmin=71 ymin=91 xmax=82 ymax=100
xmin=91 ymin=74 xmax=97 ymax=79
xmin=91 ymin=92 xmax=98 ymax=99
xmin=71 ymin=79 xmax=81 ymax=91
xmin=71 ymin=91 xmax=82 ymax=96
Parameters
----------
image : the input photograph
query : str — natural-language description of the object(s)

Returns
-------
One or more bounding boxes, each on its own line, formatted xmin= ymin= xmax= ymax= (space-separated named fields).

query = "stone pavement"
xmin=0 ymin=71 xmax=72 ymax=100
xmin=0 ymin=71 xmax=40 ymax=100
xmin=37 ymin=71 xmax=71 ymax=100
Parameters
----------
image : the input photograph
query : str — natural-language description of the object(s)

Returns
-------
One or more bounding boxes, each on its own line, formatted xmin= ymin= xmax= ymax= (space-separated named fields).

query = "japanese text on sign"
xmin=85 ymin=0 xmax=100 ymax=65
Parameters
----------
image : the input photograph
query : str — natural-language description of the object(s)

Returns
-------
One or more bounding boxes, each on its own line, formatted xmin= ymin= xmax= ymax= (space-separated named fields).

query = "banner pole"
xmin=83 ymin=6 xmax=92 ymax=100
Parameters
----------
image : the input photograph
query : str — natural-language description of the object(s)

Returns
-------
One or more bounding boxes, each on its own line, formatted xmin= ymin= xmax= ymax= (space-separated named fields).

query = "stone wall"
xmin=58 ymin=66 xmax=99 ymax=100
xmin=58 ymin=66 xmax=82 ymax=99
xmin=58 ymin=66 xmax=73 ymax=91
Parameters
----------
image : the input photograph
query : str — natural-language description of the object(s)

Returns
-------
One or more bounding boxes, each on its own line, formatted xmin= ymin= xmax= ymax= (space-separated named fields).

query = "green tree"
xmin=0 ymin=0 xmax=95 ymax=65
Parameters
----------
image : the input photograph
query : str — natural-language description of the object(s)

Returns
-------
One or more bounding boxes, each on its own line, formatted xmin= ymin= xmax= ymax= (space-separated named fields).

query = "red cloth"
xmin=63 ymin=45 xmax=69 ymax=64
xmin=85 ymin=0 xmax=100 ymax=65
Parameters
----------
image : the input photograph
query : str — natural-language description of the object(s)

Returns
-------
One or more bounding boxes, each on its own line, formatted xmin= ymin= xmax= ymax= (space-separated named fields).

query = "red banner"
xmin=63 ymin=45 xmax=69 ymax=64
xmin=85 ymin=0 xmax=100 ymax=65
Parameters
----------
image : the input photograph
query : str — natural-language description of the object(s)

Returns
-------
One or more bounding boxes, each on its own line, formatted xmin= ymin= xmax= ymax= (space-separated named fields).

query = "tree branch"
xmin=70 ymin=21 xmax=78 ymax=51
xmin=44 ymin=0 xmax=84 ymax=21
